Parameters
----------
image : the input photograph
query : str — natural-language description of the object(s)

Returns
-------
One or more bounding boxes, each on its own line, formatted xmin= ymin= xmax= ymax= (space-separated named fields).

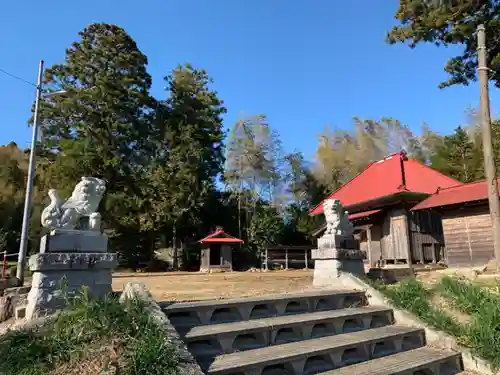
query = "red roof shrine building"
xmin=198 ymin=227 xmax=243 ymax=272
xmin=412 ymin=178 xmax=500 ymax=267
xmin=311 ymin=152 xmax=462 ymax=266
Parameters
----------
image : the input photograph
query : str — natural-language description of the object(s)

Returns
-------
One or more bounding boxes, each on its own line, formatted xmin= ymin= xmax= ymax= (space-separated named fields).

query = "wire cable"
xmin=0 ymin=67 xmax=36 ymax=87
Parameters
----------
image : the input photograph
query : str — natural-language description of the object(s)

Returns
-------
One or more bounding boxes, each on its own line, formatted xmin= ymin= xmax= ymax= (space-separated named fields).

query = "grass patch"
xmin=437 ymin=276 xmax=500 ymax=369
xmin=372 ymin=276 xmax=500 ymax=369
xmin=372 ymin=279 xmax=463 ymax=336
xmin=0 ymin=288 xmax=183 ymax=375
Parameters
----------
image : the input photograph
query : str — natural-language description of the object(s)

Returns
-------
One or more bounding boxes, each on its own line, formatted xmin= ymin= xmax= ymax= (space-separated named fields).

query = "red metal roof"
xmin=310 ymin=152 xmax=461 ymax=216
xmin=412 ymin=178 xmax=500 ymax=211
xmin=198 ymin=227 xmax=244 ymax=244
xmin=348 ymin=209 xmax=382 ymax=220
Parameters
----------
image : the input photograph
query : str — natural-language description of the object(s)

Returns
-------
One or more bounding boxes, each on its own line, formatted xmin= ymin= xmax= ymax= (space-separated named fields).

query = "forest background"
xmin=1 ymin=1 xmax=498 ymax=270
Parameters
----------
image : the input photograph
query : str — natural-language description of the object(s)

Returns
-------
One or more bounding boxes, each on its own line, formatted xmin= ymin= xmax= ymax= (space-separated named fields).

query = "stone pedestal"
xmin=26 ymin=230 xmax=117 ymax=320
xmin=312 ymin=234 xmax=366 ymax=287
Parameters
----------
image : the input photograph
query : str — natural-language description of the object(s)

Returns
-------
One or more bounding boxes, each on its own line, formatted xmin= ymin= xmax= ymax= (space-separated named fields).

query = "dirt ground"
xmin=111 ymin=267 xmax=500 ymax=303
xmin=416 ymin=267 xmax=500 ymax=288
xmin=112 ymin=269 xmax=314 ymax=302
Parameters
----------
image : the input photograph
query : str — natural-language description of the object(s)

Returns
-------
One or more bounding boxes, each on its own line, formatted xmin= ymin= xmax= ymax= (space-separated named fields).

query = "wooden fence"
xmin=260 ymin=246 xmax=314 ymax=271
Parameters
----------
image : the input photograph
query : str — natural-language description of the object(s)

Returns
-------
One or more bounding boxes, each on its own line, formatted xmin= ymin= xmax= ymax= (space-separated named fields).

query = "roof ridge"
xmin=434 ymin=178 xmax=489 ymax=193
xmin=309 ymin=152 xmax=403 ymax=215
xmin=412 ymin=176 xmax=500 ymax=211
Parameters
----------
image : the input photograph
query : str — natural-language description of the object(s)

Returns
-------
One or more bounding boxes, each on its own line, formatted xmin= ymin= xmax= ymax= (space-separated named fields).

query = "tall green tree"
xmin=0 ymin=143 xmax=45 ymax=255
xmin=147 ymin=64 xmax=226 ymax=267
xmin=35 ymin=23 xmax=156 ymax=262
xmin=282 ymin=152 xmax=326 ymax=244
xmin=225 ymin=114 xmax=284 ymax=238
xmin=225 ymin=114 xmax=283 ymax=201
xmin=313 ymin=117 xmax=427 ymax=190
xmin=387 ymin=0 xmax=500 ymax=88
xmin=465 ymin=118 xmax=500 ymax=178
xmin=430 ymin=126 xmax=482 ymax=182
xmin=247 ymin=202 xmax=284 ymax=253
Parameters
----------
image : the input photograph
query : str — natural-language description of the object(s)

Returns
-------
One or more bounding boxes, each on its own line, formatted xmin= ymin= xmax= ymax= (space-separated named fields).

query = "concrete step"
xmin=184 ymin=306 xmax=394 ymax=358
xmin=204 ymin=325 xmax=425 ymax=375
xmin=318 ymin=346 xmax=463 ymax=375
xmin=161 ymin=289 xmax=366 ymax=329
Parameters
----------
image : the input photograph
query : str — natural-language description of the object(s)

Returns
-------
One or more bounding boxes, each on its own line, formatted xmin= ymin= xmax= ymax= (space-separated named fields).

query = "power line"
xmin=0 ymin=67 xmax=36 ymax=87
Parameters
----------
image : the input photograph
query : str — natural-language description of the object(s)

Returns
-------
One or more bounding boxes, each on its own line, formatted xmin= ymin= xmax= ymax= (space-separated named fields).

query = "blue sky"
xmin=1 ymin=0 xmax=498 ymax=161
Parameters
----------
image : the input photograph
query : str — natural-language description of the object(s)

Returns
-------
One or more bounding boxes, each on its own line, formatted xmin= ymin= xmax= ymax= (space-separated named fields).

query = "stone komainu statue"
xmin=41 ymin=177 xmax=106 ymax=231
xmin=323 ymin=198 xmax=354 ymax=237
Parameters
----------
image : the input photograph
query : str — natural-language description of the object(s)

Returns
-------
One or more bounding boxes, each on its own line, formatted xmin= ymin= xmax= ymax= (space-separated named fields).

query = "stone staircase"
xmin=161 ymin=289 xmax=464 ymax=375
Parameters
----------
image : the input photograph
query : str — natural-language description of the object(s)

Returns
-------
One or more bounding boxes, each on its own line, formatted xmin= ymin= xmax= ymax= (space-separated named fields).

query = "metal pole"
xmin=477 ymin=25 xmax=500 ymax=269
xmin=2 ymin=251 xmax=6 ymax=280
xmin=16 ymin=60 xmax=44 ymax=284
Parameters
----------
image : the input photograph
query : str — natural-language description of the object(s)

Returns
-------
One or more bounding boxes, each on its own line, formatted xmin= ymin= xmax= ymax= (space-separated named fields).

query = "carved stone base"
xmin=26 ymin=251 xmax=117 ymax=320
xmin=317 ymin=234 xmax=358 ymax=251
xmin=29 ymin=252 xmax=117 ymax=272
xmin=26 ymin=274 xmax=112 ymax=320
xmin=311 ymin=248 xmax=366 ymax=260
xmin=312 ymin=234 xmax=366 ymax=287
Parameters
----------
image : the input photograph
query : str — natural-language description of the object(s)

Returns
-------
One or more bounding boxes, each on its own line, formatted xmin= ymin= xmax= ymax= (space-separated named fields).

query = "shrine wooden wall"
xmin=440 ymin=204 xmax=495 ymax=267
xmin=357 ymin=207 xmax=446 ymax=266
xmin=380 ymin=208 xmax=411 ymax=263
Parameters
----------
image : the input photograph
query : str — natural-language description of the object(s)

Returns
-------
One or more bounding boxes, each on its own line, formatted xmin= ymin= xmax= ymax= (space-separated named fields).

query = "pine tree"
xmin=34 ymin=23 xmax=156 ymax=261
xmin=387 ymin=1 xmax=500 ymax=88
xmin=430 ymin=126 xmax=481 ymax=182
xmin=147 ymin=64 xmax=226 ymax=267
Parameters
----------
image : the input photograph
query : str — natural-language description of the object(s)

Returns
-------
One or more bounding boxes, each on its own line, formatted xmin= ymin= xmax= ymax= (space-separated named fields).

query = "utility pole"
xmin=16 ymin=60 xmax=44 ymax=284
xmin=477 ymin=25 xmax=500 ymax=269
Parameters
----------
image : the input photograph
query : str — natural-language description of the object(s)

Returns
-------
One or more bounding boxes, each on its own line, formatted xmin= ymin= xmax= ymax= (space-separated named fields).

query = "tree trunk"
xmin=0 ymin=295 xmax=13 ymax=323
xmin=172 ymin=222 xmax=177 ymax=271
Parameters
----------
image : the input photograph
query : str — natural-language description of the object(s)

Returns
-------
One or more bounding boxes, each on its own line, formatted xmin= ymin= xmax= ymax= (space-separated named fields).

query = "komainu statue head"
xmin=322 ymin=198 xmax=353 ymax=237
xmin=62 ymin=177 xmax=106 ymax=215
xmin=41 ymin=177 xmax=107 ymax=231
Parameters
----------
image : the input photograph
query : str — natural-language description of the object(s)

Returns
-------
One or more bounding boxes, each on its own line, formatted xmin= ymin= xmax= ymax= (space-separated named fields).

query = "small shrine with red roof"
xmin=311 ymin=151 xmax=461 ymax=266
xmin=198 ymin=226 xmax=243 ymax=272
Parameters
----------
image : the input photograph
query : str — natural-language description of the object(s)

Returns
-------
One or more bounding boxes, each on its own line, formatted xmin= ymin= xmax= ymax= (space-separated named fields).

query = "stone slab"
xmin=318 ymin=235 xmax=357 ymax=250
xmin=40 ymin=231 xmax=108 ymax=253
xmin=184 ymin=306 xmax=392 ymax=340
xmin=30 ymin=269 xmax=112 ymax=291
xmin=311 ymin=248 xmax=366 ymax=260
xmin=319 ymin=346 xmax=463 ymax=375
xmin=29 ymin=252 xmax=117 ymax=272
xmin=162 ymin=289 xmax=365 ymax=312
xmin=26 ymin=283 xmax=112 ymax=319
xmin=205 ymin=325 xmax=424 ymax=374
xmin=313 ymin=258 xmax=366 ymax=287
xmin=313 ymin=259 xmax=341 ymax=286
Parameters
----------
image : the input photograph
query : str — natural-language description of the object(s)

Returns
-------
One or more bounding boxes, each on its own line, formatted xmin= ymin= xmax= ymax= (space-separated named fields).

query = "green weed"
xmin=437 ymin=276 xmax=500 ymax=369
xmin=380 ymin=279 xmax=463 ymax=336
xmin=0 ymin=288 xmax=182 ymax=375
